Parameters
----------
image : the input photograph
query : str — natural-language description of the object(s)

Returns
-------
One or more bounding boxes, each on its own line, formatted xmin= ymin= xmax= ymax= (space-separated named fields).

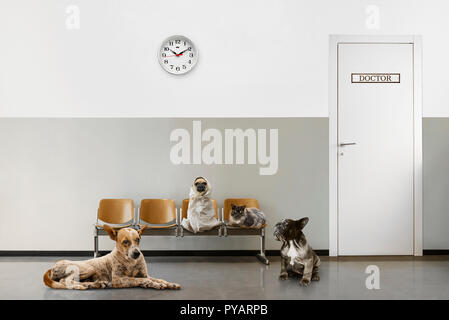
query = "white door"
xmin=338 ymin=43 xmax=414 ymax=255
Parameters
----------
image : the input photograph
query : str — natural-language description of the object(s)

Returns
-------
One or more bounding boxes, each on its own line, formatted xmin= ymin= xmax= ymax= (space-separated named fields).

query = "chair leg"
xmin=94 ymin=234 xmax=99 ymax=258
xmin=256 ymin=229 xmax=269 ymax=265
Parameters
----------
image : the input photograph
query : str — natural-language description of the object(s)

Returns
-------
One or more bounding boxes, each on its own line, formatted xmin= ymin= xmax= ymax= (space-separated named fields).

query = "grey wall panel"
xmin=0 ymin=118 xmax=328 ymax=251
xmin=423 ymin=118 xmax=449 ymax=249
xmin=0 ymin=118 xmax=447 ymax=251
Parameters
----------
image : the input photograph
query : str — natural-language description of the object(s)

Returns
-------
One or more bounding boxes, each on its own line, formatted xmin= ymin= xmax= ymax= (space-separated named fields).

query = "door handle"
xmin=339 ymin=142 xmax=356 ymax=146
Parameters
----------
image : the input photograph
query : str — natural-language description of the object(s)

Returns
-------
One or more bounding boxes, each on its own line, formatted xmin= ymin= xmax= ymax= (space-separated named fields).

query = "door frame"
xmin=328 ymin=35 xmax=423 ymax=256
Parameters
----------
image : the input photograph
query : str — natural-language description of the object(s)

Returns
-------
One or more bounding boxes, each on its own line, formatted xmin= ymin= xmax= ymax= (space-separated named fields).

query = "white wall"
xmin=0 ymin=0 xmax=448 ymax=117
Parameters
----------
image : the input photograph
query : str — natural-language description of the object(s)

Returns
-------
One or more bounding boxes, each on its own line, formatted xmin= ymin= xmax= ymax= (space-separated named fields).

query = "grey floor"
xmin=1 ymin=255 xmax=449 ymax=299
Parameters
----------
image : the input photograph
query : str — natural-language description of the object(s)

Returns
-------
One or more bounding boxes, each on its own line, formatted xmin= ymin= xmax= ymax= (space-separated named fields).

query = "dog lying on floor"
xmin=43 ymin=225 xmax=180 ymax=290
xmin=274 ymin=217 xmax=320 ymax=286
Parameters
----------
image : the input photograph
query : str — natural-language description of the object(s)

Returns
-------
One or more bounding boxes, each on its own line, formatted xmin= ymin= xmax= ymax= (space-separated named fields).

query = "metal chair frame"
xmin=221 ymin=208 xmax=269 ymax=265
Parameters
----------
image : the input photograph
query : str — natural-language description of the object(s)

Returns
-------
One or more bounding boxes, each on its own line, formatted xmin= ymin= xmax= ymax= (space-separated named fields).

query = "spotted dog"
xmin=43 ymin=225 xmax=181 ymax=290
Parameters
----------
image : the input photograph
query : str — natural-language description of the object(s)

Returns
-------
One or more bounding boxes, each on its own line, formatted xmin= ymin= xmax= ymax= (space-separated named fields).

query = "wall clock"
xmin=159 ymin=35 xmax=198 ymax=75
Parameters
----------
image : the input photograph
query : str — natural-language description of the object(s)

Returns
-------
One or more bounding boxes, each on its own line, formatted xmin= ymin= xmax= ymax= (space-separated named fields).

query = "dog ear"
xmin=297 ymin=217 xmax=309 ymax=230
xmin=231 ymin=204 xmax=236 ymax=210
xmin=103 ymin=224 xmax=118 ymax=241
xmin=138 ymin=224 xmax=148 ymax=236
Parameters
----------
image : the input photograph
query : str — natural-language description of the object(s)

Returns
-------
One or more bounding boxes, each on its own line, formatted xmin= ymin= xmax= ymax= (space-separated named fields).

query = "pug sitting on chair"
xmin=181 ymin=177 xmax=221 ymax=233
xmin=274 ymin=217 xmax=320 ymax=286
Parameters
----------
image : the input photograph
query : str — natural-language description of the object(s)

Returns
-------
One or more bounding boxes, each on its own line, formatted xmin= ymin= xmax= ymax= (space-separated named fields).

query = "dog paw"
xmin=155 ymin=283 xmax=168 ymax=290
xmin=299 ymin=279 xmax=310 ymax=287
xmin=98 ymin=281 xmax=111 ymax=288
xmin=142 ymin=282 xmax=159 ymax=289
xmin=85 ymin=281 xmax=110 ymax=289
xmin=72 ymin=284 xmax=88 ymax=290
xmin=144 ymin=281 xmax=166 ymax=289
xmin=312 ymin=274 xmax=320 ymax=281
xmin=169 ymin=282 xmax=181 ymax=290
xmin=279 ymin=273 xmax=288 ymax=280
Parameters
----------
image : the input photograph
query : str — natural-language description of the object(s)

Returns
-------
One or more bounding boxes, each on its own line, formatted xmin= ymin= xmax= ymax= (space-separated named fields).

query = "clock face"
xmin=159 ymin=35 xmax=198 ymax=75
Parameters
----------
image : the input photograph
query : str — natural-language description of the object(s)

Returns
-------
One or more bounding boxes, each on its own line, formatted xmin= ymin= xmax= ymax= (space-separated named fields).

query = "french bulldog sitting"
xmin=274 ymin=217 xmax=320 ymax=286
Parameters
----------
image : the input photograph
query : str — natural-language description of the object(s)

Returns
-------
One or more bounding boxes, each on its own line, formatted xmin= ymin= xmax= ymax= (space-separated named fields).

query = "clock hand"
xmin=169 ymin=49 xmax=186 ymax=57
xmin=179 ymin=48 xmax=190 ymax=55
xmin=169 ymin=50 xmax=183 ymax=57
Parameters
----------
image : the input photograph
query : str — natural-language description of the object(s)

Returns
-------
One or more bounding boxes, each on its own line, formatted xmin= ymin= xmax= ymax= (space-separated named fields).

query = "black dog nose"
xmin=197 ymin=186 xmax=205 ymax=192
xmin=132 ymin=251 xmax=140 ymax=259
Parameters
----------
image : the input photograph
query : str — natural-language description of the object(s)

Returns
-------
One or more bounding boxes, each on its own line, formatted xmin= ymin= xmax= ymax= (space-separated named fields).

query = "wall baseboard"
xmin=0 ymin=250 xmax=329 ymax=257
xmin=422 ymin=250 xmax=449 ymax=255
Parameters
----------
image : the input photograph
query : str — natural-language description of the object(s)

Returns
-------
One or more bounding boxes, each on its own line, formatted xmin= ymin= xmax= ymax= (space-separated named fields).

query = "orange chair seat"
xmin=145 ymin=223 xmax=178 ymax=229
xmin=97 ymin=199 xmax=134 ymax=224
xmin=139 ymin=199 xmax=176 ymax=225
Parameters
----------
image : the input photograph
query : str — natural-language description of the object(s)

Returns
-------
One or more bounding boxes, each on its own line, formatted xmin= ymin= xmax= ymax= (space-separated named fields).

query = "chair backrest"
xmin=97 ymin=199 xmax=134 ymax=224
xmin=139 ymin=199 xmax=176 ymax=224
xmin=182 ymin=198 xmax=218 ymax=219
xmin=223 ymin=198 xmax=259 ymax=221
